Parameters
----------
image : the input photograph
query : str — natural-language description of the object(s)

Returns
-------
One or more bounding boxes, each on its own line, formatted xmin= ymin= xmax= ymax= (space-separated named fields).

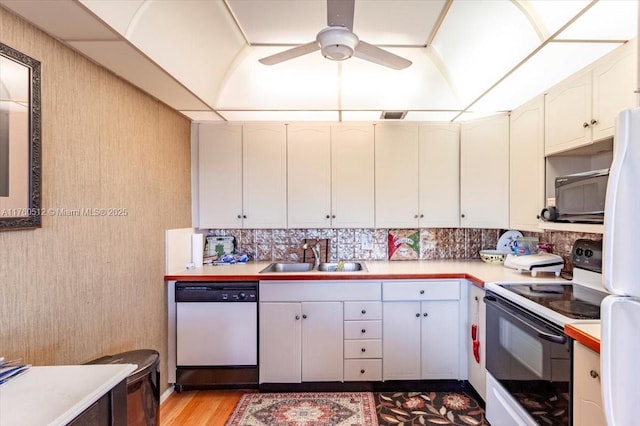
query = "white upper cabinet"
xmin=375 ymin=125 xmax=420 ymax=228
xmin=375 ymin=123 xmax=460 ymax=228
xmin=545 ymin=41 xmax=636 ymax=156
xmin=331 ymin=125 xmax=375 ymax=228
xmin=198 ymin=124 xmax=243 ymax=229
xmin=287 ymin=125 xmax=332 ymax=228
xmin=460 ymin=114 xmax=510 ymax=229
xmin=287 ymin=124 xmax=375 ymax=229
xmin=509 ymin=96 xmax=545 ymax=232
xmin=419 ymin=124 xmax=460 ymax=227
xmin=241 ymin=124 xmax=287 ymax=228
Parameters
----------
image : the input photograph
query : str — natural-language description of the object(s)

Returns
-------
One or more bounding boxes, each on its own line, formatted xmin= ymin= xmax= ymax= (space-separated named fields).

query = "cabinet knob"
xmin=302 ymin=314 xmax=307 ymax=319
xmin=361 ymin=328 xmax=366 ymax=333
xmin=237 ymin=214 xmax=242 ymax=219
xmin=583 ymin=122 xmax=590 ymax=128
xmin=326 ymin=214 xmax=331 ymax=219
xmin=360 ymin=369 xmax=366 ymax=374
xmin=590 ymin=370 xmax=599 ymax=379
xmin=415 ymin=313 xmax=420 ymax=317
xmin=591 ymin=119 xmax=598 ymax=125
xmin=419 ymin=290 xmax=425 ymax=295
xmin=295 ymin=315 xmax=300 ymax=320
xmin=361 ymin=348 xmax=366 ymax=352
xmin=414 ymin=214 xmax=419 ymax=219
xmin=420 ymin=214 xmax=424 ymax=218
xmin=332 ymin=215 xmax=336 ymax=219
xmin=361 ymin=309 xmax=367 ymax=314
xmin=461 ymin=214 xmax=465 ymax=218
xmin=423 ymin=312 xmax=429 ymax=317
xmin=243 ymin=215 xmax=247 ymax=219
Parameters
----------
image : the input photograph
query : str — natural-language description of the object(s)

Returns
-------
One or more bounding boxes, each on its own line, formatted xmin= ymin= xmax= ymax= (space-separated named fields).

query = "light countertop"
xmin=165 ymin=259 xmax=569 ymax=287
xmin=0 ymin=364 xmax=137 ymax=426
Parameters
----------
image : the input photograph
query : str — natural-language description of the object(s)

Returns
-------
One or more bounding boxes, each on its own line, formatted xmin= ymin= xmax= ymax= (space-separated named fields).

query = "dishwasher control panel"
xmin=175 ymin=281 xmax=257 ymax=302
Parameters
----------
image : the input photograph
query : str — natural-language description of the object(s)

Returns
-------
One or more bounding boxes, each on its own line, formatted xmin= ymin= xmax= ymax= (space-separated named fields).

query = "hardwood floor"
xmin=160 ymin=390 xmax=252 ymax=426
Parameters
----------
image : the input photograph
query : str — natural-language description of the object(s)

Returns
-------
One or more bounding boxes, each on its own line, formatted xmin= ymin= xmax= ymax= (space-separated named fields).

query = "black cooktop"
xmin=499 ymin=283 xmax=605 ymax=319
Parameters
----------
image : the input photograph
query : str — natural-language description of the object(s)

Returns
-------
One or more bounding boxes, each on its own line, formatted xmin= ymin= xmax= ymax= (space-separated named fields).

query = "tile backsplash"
xmin=205 ymin=227 xmax=602 ymax=274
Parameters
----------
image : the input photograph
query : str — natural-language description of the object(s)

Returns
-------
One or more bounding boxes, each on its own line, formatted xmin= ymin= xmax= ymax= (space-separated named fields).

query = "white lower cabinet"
xmin=573 ymin=341 xmax=606 ymax=426
xmin=467 ymin=283 xmax=486 ymax=400
xmin=259 ymin=301 xmax=343 ymax=383
xmin=259 ymin=280 xmax=381 ymax=384
xmin=343 ymin=301 xmax=383 ymax=381
xmin=382 ymin=280 xmax=461 ymax=380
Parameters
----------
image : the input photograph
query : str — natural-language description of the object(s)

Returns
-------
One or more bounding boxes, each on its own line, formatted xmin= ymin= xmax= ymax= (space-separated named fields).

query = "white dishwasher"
xmin=175 ymin=281 xmax=257 ymax=391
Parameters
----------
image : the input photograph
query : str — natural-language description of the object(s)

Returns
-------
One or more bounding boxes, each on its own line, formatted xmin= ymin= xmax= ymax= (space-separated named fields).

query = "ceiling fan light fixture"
xmin=317 ymin=26 xmax=359 ymax=61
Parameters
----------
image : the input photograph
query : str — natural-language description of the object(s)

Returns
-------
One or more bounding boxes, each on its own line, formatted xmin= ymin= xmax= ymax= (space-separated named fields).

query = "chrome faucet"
xmin=302 ymin=241 xmax=321 ymax=270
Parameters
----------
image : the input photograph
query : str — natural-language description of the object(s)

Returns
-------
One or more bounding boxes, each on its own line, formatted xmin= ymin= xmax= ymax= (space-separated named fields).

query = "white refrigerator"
xmin=601 ymin=107 xmax=640 ymax=426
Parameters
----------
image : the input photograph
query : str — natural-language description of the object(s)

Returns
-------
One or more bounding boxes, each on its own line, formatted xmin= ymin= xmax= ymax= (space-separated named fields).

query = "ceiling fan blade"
xmin=353 ymin=40 xmax=412 ymax=70
xmin=259 ymin=41 xmax=320 ymax=65
xmin=327 ymin=0 xmax=354 ymax=31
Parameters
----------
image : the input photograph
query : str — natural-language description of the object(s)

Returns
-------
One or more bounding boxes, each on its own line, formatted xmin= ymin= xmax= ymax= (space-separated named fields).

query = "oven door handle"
xmin=484 ymin=296 xmax=567 ymax=344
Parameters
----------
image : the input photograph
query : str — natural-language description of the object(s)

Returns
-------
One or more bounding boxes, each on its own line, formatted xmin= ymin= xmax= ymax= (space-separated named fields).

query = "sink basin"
xmin=317 ymin=262 xmax=367 ymax=272
xmin=259 ymin=262 xmax=314 ymax=273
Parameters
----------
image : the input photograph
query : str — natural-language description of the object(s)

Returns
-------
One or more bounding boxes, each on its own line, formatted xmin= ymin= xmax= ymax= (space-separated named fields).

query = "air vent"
xmin=380 ymin=111 xmax=407 ymax=120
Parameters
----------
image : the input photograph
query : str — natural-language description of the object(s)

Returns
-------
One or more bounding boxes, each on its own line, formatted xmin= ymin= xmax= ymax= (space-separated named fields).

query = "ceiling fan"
xmin=258 ymin=0 xmax=412 ymax=70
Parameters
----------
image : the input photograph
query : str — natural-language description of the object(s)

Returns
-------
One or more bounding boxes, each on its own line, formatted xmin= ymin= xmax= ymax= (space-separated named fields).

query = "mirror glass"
xmin=0 ymin=42 xmax=41 ymax=230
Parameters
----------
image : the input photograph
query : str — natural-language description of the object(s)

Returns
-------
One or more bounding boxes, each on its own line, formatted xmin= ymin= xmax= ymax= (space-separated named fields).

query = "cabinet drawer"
xmin=344 ymin=302 xmax=382 ymax=320
xmin=344 ymin=320 xmax=382 ymax=339
xmin=344 ymin=339 xmax=382 ymax=359
xmin=383 ymin=280 xmax=460 ymax=301
xmin=344 ymin=359 xmax=382 ymax=381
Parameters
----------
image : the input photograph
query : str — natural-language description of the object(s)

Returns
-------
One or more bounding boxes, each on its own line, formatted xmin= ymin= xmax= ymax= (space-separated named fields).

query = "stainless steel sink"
xmin=317 ymin=262 xmax=367 ymax=272
xmin=259 ymin=262 xmax=314 ymax=273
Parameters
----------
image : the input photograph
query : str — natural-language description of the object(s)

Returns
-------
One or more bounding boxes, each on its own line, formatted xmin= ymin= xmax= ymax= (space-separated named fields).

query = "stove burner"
xmin=547 ymin=300 xmax=600 ymax=319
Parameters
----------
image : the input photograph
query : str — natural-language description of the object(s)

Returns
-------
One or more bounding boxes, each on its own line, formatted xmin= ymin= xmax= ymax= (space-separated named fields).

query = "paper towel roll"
xmin=191 ymin=233 xmax=204 ymax=267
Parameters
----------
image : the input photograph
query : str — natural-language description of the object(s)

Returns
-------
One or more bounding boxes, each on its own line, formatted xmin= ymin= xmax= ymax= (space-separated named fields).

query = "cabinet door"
xmin=331 ymin=125 xmax=375 ymax=228
xmin=198 ymin=124 xmax=243 ymax=228
xmin=301 ymin=302 xmax=343 ymax=381
xmin=573 ymin=342 xmax=606 ymax=426
xmin=467 ymin=284 xmax=486 ymax=400
xmin=383 ymin=301 xmax=421 ymax=380
xmin=259 ymin=303 xmax=302 ymax=383
xmin=509 ymin=96 xmax=545 ymax=232
xmin=544 ymin=72 xmax=592 ymax=155
xmin=418 ymin=124 xmax=460 ymax=227
xmin=460 ymin=115 xmax=509 ymax=229
xmin=421 ymin=300 xmax=460 ymax=379
xmin=287 ymin=125 xmax=332 ymax=228
xmin=243 ymin=125 xmax=287 ymax=228
xmin=375 ymin=125 xmax=419 ymax=228
xmin=591 ymin=41 xmax=636 ymax=141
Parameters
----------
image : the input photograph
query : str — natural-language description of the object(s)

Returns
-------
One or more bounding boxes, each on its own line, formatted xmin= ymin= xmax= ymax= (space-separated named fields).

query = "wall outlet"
xmin=361 ymin=234 xmax=373 ymax=250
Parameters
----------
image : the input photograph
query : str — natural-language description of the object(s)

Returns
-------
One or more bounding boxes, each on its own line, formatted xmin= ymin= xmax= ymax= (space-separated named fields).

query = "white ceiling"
xmin=1 ymin=0 xmax=637 ymax=122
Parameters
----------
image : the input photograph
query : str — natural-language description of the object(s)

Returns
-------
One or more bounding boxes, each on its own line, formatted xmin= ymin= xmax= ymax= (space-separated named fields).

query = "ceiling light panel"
xmin=122 ymin=0 xmax=245 ymax=108
xmin=523 ymin=0 xmax=591 ymax=38
xmin=216 ymin=46 xmax=339 ymax=110
xmin=556 ymin=0 xmax=638 ymax=40
xmin=340 ymin=48 xmax=462 ymax=110
xmin=226 ymin=0 xmax=325 ymax=44
xmin=472 ymin=41 xmax=622 ymax=112
xmin=219 ymin=111 xmax=339 ymax=122
xmin=431 ymin=0 xmax=542 ymax=107
xmin=352 ymin=0 xmax=448 ymax=45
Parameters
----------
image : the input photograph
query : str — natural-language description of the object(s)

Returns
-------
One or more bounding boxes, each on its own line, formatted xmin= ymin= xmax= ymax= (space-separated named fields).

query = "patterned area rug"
xmin=375 ymin=392 xmax=489 ymax=425
xmin=225 ymin=392 xmax=378 ymax=426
